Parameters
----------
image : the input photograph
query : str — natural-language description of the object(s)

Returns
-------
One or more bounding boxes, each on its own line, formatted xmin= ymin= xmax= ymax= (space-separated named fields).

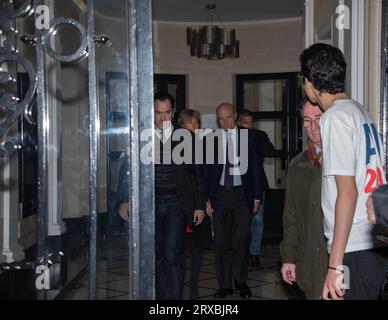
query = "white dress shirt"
xmin=219 ymin=127 xmax=242 ymax=187
xmin=155 ymin=123 xmax=173 ymax=144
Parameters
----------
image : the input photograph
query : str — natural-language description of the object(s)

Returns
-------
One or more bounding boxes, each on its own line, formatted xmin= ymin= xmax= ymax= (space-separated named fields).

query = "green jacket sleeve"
xmin=280 ymin=167 xmax=298 ymax=264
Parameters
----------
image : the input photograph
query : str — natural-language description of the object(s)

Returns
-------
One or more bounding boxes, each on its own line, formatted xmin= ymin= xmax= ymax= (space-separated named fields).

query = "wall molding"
xmin=304 ymin=0 xmax=314 ymax=48
xmin=153 ymin=16 xmax=303 ymax=27
xmin=351 ymin=0 xmax=365 ymax=104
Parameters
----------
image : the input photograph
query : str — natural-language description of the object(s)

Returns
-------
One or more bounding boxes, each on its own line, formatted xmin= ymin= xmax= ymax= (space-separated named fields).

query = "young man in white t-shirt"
xmin=300 ymin=43 xmax=387 ymax=300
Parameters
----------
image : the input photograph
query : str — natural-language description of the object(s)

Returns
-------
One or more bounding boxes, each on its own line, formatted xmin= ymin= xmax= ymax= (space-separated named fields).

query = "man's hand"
xmin=253 ymin=201 xmax=260 ymax=215
xmin=205 ymin=200 xmax=213 ymax=217
xmin=322 ymin=268 xmax=346 ymax=300
xmin=193 ymin=210 xmax=205 ymax=226
xmin=281 ymin=263 xmax=296 ymax=285
xmin=366 ymin=195 xmax=377 ymax=224
xmin=118 ymin=203 xmax=130 ymax=222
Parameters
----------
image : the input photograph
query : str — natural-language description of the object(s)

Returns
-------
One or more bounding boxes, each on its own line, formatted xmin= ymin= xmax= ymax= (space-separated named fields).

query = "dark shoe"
xmin=235 ymin=282 xmax=252 ymax=299
xmin=250 ymin=254 xmax=260 ymax=268
xmin=190 ymin=287 xmax=199 ymax=300
xmin=213 ymin=288 xmax=233 ymax=298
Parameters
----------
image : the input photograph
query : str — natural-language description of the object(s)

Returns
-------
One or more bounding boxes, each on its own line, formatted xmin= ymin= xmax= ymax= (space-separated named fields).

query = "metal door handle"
xmin=93 ymin=34 xmax=111 ymax=46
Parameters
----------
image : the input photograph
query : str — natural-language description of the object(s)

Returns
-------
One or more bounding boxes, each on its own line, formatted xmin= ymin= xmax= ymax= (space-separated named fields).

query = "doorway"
xmin=154 ymin=74 xmax=186 ymax=124
xmin=236 ymin=72 xmax=302 ymax=239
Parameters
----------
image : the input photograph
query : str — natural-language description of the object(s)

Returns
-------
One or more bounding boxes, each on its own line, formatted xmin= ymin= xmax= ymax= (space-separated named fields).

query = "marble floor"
xmin=63 ymin=233 xmax=293 ymax=300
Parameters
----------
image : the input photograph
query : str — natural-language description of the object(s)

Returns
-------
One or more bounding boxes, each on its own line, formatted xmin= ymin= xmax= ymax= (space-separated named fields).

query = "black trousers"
xmin=213 ymin=186 xmax=252 ymax=289
xmin=155 ymin=198 xmax=186 ymax=300
xmin=190 ymin=246 xmax=203 ymax=295
xmin=343 ymin=247 xmax=388 ymax=300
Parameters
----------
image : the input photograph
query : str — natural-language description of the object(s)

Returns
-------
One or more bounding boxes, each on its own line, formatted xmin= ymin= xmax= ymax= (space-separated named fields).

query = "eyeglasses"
xmin=303 ymin=117 xmax=321 ymax=128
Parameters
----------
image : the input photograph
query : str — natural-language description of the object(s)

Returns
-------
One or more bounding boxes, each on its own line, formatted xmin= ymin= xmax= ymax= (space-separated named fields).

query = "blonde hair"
xmin=178 ymin=109 xmax=201 ymax=127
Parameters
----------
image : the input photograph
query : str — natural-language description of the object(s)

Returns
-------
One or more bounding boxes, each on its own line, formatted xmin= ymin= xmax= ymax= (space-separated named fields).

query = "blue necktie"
xmin=224 ymin=133 xmax=233 ymax=190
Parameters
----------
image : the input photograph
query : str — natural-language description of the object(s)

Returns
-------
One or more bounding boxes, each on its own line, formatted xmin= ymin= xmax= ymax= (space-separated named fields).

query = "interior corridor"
xmin=63 ymin=229 xmax=292 ymax=300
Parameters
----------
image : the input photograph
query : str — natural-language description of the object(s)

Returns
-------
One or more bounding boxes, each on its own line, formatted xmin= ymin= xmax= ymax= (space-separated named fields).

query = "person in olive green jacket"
xmin=280 ymin=99 xmax=328 ymax=300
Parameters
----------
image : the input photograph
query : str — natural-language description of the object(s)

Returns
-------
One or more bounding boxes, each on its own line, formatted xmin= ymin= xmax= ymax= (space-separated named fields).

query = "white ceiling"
xmin=152 ymin=0 xmax=305 ymax=22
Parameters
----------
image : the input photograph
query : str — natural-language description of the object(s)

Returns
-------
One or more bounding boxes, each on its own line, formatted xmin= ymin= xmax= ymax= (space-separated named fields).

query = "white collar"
xmin=155 ymin=123 xmax=173 ymax=143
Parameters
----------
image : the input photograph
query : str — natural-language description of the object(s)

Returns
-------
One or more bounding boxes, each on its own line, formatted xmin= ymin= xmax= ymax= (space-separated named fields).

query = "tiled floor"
xmin=64 ymin=235 xmax=292 ymax=300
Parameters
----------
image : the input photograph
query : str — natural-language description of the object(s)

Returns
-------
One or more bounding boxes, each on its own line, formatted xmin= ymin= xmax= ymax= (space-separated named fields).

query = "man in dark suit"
xmin=118 ymin=93 xmax=205 ymax=300
xmin=205 ymin=103 xmax=262 ymax=299
xmin=367 ymin=184 xmax=388 ymax=227
xmin=238 ymin=109 xmax=279 ymax=269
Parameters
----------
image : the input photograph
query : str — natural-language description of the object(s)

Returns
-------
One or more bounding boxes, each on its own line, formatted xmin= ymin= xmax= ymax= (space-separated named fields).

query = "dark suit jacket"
xmin=118 ymin=125 xmax=205 ymax=224
xmin=372 ymin=184 xmax=388 ymax=227
xmin=254 ymin=129 xmax=278 ymax=192
xmin=205 ymin=126 xmax=262 ymax=212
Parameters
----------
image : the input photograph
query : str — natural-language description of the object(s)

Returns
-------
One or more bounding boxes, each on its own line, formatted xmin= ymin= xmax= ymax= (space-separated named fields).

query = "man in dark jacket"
xmin=367 ymin=184 xmax=388 ymax=227
xmin=367 ymin=185 xmax=388 ymax=298
xmin=118 ymin=93 xmax=205 ymax=300
xmin=238 ymin=109 xmax=279 ymax=269
xmin=280 ymin=99 xmax=328 ymax=300
xmin=205 ymin=102 xmax=261 ymax=299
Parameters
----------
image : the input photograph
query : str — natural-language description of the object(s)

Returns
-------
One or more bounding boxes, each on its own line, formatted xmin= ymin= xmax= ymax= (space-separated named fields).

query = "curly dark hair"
xmin=300 ymin=43 xmax=347 ymax=94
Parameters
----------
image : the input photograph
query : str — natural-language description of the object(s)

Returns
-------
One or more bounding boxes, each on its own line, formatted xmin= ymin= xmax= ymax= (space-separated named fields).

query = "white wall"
xmin=364 ymin=0 xmax=382 ymax=126
xmin=153 ymin=18 xmax=303 ymax=114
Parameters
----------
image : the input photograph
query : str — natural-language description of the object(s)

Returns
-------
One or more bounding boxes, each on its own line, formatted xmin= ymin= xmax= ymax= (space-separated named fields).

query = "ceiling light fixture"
xmin=186 ymin=4 xmax=239 ymax=60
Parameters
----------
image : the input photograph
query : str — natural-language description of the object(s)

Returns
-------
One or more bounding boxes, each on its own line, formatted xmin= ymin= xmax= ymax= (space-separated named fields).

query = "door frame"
xmin=154 ymin=73 xmax=186 ymax=117
xmin=236 ymin=72 xmax=302 ymax=234
xmin=236 ymin=72 xmax=302 ymax=166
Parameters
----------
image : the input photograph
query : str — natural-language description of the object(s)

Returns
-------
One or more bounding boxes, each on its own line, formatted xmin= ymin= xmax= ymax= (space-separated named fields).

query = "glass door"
xmin=0 ymin=0 xmax=154 ymax=300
